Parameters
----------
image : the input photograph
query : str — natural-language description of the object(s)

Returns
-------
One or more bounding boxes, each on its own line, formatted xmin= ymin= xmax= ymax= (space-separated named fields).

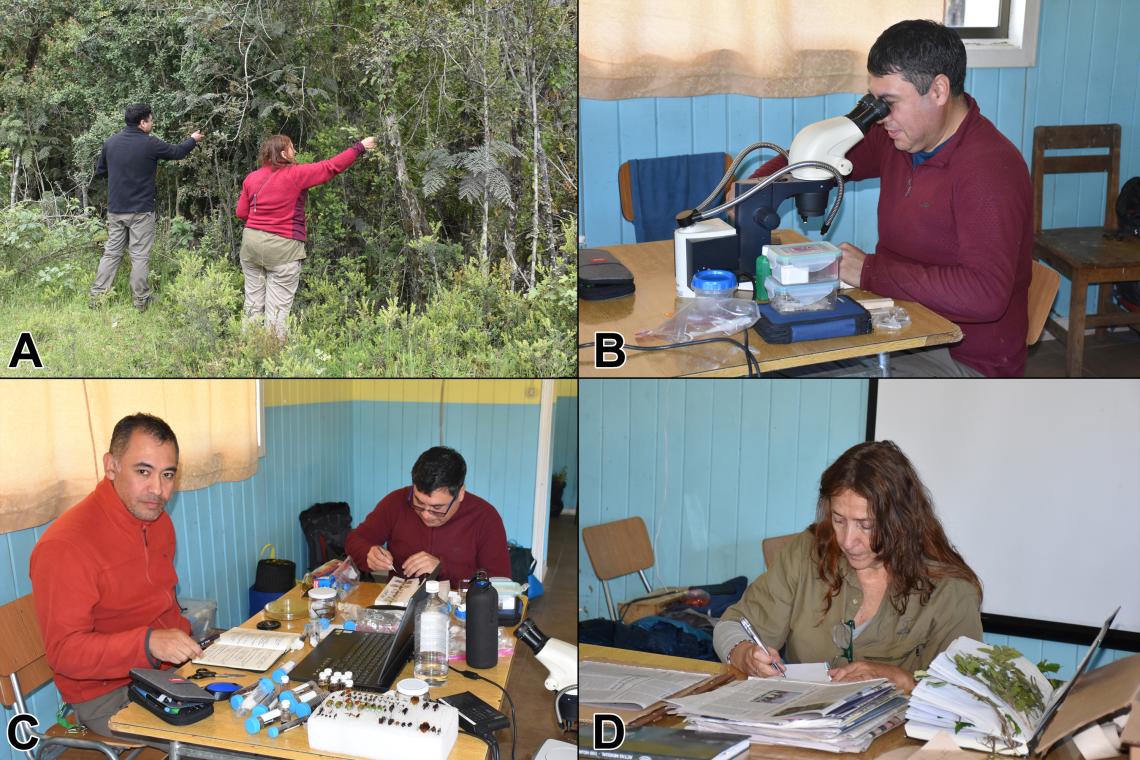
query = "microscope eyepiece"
xmin=845 ymin=93 xmax=891 ymax=134
xmin=514 ymin=618 xmax=549 ymax=653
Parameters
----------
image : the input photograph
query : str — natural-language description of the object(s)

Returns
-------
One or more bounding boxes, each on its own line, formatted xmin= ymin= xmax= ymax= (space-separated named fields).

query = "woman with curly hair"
xmin=713 ymin=440 xmax=982 ymax=694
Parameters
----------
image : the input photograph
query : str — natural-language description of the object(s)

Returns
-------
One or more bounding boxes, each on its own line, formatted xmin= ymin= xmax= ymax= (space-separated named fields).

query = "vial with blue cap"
xmin=691 ymin=269 xmax=737 ymax=298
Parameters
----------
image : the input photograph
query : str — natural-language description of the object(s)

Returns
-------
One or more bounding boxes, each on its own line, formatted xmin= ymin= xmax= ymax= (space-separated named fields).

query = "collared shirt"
xmin=713 ymin=530 xmax=982 ymax=673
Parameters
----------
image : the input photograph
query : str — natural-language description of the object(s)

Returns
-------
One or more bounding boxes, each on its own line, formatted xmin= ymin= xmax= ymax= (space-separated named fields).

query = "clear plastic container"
xmin=307 ymin=587 xmax=337 ymax=620
xmin=764 ymin=242 xmax=841 ymax=285
xmin=763 ymin=276 xmax=839 ymax=314
xmin=690 ymin=269 xmax=737 ymax=298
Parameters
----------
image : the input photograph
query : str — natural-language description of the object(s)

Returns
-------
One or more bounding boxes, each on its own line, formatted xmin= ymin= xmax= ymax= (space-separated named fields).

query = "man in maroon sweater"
xmin=345 ymin=447 xmax=511 ymax=584
xmin=758 ymin=20 xmax=1033 ymax=377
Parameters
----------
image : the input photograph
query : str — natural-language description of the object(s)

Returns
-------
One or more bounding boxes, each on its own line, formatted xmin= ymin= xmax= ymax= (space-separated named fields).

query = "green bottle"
xmin=755 ymin=254 xmax=771 ymax=304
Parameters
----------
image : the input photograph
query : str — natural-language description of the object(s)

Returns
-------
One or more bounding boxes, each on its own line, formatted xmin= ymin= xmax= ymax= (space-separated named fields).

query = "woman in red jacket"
xmin=235 ymin=134 xmax=377 ymax=338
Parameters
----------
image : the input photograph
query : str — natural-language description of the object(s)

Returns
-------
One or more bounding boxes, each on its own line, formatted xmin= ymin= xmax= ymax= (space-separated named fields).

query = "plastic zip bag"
xmin=637 ymin=296 xmax=761 ymax=343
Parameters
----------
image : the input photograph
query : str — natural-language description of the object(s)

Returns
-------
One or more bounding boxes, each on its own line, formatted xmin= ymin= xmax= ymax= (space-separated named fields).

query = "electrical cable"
xmin=583 ymin=334 xmax=761 ymax=378
xmin=450 ymin=667 xmax=516 ymax=760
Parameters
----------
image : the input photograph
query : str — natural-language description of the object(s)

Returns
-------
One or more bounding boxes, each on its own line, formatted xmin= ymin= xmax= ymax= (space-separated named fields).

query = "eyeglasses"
xmin=407 ymin=489 xmax=457 ymax=516
xmin=831 ymin=619 xmax=855 ymax=666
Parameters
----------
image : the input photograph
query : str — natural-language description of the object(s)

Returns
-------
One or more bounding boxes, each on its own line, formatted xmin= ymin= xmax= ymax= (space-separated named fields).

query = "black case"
xmin=578 ymin=248 xmax=634 ymax=301
xmin=128 ymin=684 xmax=214 ymax=726
xmin=752 ymin=295 xmax=872 ymax=344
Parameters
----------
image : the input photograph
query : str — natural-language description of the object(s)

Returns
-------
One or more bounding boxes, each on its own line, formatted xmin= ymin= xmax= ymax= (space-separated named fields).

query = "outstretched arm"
xmin=293 ymin=136 xmax=377 ymax=190
xmin=152 ymin=132 xmax=202 ymax=161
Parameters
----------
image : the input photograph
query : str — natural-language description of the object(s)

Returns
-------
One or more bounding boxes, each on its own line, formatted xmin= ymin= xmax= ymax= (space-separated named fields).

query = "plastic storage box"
xmin=764 ymin=241 xmax=841 ymax=285
xmin=763 ymin=276 xmax=839 ymax=313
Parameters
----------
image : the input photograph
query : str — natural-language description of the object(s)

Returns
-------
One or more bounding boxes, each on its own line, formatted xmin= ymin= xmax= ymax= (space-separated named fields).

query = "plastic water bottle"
xmin=414 ymin=580 xmax=449 ymax=685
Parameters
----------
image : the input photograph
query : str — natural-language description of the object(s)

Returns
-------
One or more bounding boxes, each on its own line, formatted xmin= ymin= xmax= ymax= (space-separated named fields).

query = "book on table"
xmin=577 ymin=725 xmax=749 ymax=760
xmin=905 ymin=607 xmax=1120 ymax=756
xmin=191 ymin=628 xmax=298 ymax=671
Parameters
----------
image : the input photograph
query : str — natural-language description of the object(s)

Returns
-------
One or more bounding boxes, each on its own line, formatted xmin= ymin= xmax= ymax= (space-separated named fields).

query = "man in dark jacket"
xmin=89 ymin=104 xmax=203 ymax=311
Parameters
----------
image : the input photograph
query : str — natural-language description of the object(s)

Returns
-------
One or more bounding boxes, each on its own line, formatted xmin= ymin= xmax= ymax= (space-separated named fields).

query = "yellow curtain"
xmin=0 ymin=380 xmax=259 ymax=534
xmin=580 ymin=0 xmax=943 ymax=100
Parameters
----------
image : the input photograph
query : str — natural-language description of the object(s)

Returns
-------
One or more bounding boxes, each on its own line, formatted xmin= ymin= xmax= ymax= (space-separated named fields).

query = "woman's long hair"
xmin=811 ymin=440 xmax=982 ymax=615
xmin=258 ymin=135 xmax=296 ymax=169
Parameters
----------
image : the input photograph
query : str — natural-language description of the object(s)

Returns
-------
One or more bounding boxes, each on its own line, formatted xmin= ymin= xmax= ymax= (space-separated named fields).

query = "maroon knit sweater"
xmin=345 ymin=487 xmax=511 ymax=584
xmin=753 ymin=95 xmax=1033 ymax=376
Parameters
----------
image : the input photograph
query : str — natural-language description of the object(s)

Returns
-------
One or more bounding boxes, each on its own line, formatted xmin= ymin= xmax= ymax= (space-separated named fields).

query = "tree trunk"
xmin=383 ymin=112 xmax=427 ymax=239
xmin=10 ymin=153 xmax=20 ymax=207
xmin=529 ymin=69 xmax=540 ymax=287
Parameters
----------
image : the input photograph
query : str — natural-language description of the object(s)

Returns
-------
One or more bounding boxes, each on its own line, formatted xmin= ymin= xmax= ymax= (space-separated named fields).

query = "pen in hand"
xmin=739 ymin=618 xmax=786 ymax=678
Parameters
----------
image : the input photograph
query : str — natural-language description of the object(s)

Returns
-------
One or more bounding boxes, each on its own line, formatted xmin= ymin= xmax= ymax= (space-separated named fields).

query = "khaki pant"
xmin=240 ymin=227 xmax=306 ymax=338
xmin=90 ymin=211 xmax=157 ymax=307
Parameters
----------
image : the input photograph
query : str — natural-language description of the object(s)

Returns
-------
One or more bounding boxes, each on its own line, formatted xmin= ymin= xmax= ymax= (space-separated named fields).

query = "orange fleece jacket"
xmin=29 ymin=477 xmax=190 ymax=704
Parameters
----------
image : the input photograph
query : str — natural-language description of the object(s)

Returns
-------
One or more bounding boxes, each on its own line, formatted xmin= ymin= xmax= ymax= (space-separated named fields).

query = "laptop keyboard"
xmin=314 ymin=633 xmax=394 ymax=686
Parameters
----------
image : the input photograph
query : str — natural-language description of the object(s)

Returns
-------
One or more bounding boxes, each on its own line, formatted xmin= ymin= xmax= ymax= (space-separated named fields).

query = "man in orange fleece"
xmin=29 ymin=413 xmax=202 ymax=737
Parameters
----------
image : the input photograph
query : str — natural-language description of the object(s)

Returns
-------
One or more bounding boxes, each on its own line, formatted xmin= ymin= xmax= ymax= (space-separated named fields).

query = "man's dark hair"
xmin=412 ymin=446 xmax=467 ymax=497
xmin=109 ymin=413 xmax=179 ymax=458
xmin=868 ymin=19 xmax=966 ymax=97
xmin=124 ymin=104 xmax=153 ymax=127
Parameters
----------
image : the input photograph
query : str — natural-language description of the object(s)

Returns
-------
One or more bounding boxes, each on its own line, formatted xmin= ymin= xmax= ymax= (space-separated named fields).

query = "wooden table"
xmin=110 ymin=582 xmax=513 ymax=760
xmin=580 ymin=645 xmax=1089 ymax=760
xmin=1034 ymin=228 xmax=1140 ymax=376
xmin=579 ymin=234 xmax=963 ymax=377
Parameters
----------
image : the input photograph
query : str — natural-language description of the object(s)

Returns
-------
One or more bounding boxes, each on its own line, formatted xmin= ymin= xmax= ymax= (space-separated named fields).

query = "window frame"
xmin=952 ymin=0 xmax=1041 ymax=68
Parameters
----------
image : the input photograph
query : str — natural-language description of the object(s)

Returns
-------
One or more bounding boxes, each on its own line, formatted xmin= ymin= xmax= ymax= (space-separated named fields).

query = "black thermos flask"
xmin=465 ymin=570 xmax=499 ymax=668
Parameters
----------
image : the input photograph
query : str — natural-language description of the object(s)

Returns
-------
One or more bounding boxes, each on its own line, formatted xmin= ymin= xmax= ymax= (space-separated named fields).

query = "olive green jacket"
xmin=714 ymin=530 xmax=982 ymax=673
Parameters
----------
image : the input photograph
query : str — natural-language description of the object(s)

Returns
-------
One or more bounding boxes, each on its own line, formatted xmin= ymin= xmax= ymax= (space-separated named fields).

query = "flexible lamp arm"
xmin=676 ymin=160 xmax=846 ymax=235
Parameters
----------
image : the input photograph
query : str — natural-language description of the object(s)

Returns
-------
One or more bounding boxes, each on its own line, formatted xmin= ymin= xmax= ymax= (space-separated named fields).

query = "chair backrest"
xmin=761 ymin=533 xmax=797 ymax=570
xmin=619 ymin=153 xmax=733 ymax=222
xmin=1027 ymin=260 xmax=1061 ymax=345
xmin=0 ymin=594 xmax=54 ymax=708
xmin=1031 ymin=124 xmax=1121 ymax=234
xmin=299 ymin=501 xmax=353 ymax=571
xmin=581 ymin=516 xmax=655 ymax=582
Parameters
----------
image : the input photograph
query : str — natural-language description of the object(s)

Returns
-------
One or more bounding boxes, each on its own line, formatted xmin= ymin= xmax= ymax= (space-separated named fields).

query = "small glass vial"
xmin=308 ymin=587 xmax=337 ymax=620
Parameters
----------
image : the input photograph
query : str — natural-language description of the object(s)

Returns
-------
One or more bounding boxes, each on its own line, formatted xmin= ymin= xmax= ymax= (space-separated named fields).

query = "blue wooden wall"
xmin=579 ymin=0 xmax=1140 ymax=317
xmin=578 ymin=378 xmax=1133 ymax=679
xmin=0 ymin=390 xmax=545 ymax=760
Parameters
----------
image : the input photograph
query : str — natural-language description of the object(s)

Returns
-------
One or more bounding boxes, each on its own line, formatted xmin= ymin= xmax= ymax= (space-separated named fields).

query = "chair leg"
xmin=1094 ymin=281 xmax=1114 ymax=337
xmin=601 ymin=580 xmax=617 ymax=621
xmin=1068 ymin=274 xmax=1089 ymax=377
xmin=637 ymin=570 xmax=652 ymax=594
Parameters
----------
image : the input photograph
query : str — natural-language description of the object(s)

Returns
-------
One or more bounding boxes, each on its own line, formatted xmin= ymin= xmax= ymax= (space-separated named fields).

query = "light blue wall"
xmin=579 ymin=0 xmax=1140 ymax=317
xmin=349 ymin=400 xmax=541 ymax=552
xmin=553 ymin=394 xmax=579 ymax=510
xmin=0 ymin=396 xmax=542 ymax=760
xmin=578 ymin=378 xmax=1134 ymax=680
xmin=579 ymin=379 xmax=870 ymax=619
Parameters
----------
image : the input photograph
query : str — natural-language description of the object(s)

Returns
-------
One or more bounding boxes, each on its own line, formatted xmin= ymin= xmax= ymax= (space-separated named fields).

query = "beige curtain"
xmin=580 ymin=0 xmax=943 ymax=100
xmin=0 ymin=380 xmax=259 ymax=534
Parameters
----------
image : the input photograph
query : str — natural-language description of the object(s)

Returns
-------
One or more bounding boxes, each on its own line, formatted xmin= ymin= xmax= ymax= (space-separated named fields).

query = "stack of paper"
xmin=665 ymin=676 xmax=907 ymax=754
xmin=905 ymin=636 xmax=1055 ymax=755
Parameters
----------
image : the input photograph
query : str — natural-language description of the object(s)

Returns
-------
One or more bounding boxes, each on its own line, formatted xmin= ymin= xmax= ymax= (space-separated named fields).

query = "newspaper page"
xmin=666 ymin=677 xmax=889 ymax=723
xmin=580 ymin=661 xmax=711 ymax=710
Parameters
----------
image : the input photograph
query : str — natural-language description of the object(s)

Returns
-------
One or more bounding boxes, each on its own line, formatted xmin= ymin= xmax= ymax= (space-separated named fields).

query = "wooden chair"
xmin=1031 ymin=123 xmax=1140 ymax=375
xmin=581 ymin=516 xmax=656 ymax=620
xmin=0 ymin=594 xmax=147 ymax=760
xmin=1027 ymin=260 xmax=1061 ymax=346
xmin=618 ymin=153 xmax=734 ymax=223
xmin=761 ymin=534 xmax=797 ymax=570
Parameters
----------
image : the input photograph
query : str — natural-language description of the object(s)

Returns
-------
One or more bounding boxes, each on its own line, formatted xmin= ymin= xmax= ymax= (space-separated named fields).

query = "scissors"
xmin=187 ymin=668 xmax=245 ymax=680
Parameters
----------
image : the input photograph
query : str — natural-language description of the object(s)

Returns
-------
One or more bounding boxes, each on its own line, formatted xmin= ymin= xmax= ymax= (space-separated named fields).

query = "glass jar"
xmin=307 ymin=586 xmax=337 ymax=620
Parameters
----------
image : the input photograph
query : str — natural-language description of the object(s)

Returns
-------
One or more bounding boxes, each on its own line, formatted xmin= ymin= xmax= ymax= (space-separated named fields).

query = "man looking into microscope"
xmin=756 ymin=20 xmax=1033 ymax=377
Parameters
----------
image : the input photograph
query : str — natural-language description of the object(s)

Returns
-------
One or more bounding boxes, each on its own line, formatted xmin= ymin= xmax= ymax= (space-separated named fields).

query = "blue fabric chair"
xmin=619 ymin=152 xmax=730 ymax=242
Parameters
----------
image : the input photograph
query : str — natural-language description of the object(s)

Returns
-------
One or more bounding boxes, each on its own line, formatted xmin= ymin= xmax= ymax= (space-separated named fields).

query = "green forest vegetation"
xmin=0 ymin=0 xmax=577 ymax=376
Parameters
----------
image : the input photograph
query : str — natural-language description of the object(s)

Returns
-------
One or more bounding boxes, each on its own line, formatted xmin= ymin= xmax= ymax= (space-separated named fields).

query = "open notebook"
xmin=192 ymin=628 xmax=299 ymax=671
